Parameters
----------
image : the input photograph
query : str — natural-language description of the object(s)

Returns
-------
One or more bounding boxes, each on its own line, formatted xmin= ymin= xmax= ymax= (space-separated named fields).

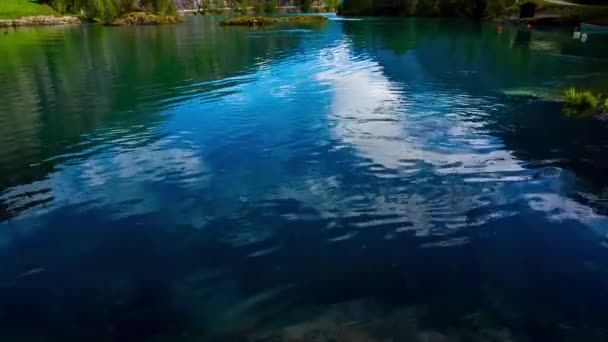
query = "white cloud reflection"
xmin=315 ymin=41 xmax=523 ymax=175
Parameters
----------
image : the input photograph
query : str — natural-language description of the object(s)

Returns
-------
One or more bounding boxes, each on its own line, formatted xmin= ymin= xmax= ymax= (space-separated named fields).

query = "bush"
xmin=326 ymin=0 xmax=339 ymax=12
xmin=301 ymin=0 xmax=313 ymax=12
xmin=235 ymin=0 xmax=249 ymax=14
xmin=336 ymin=2 xmax=343 ymax=14
xmin=109 ymin=11 xmax=183 ymax=25
xmin=254 ymin=0 xmax=264 ymax=14
xmin=563 ymin=88 xmax=599 ymax=117
xmin=47 ymin=0 xmax=70 ymax=13
xmin=264 ymin=0 xmax=277 ymax=13
xmin=144 ymin=0 xmax=177 ymax=15
xmin=485 ymin=0 xmax=506 ymax=18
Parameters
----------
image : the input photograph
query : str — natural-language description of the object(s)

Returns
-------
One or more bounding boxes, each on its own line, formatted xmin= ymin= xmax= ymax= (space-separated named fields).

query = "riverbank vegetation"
xmin=221 ymin=15 xmax=328 ymax=26
xmin=340 ymin=0 xmax=608 ymax=22
xmin=0 ymin=0 xmax=338 ymax=24
xmin=201 ymin=0 xmax=339 ymax=15
xmin=109 ymin=11 xmax=184 ymax=25
xmin=340 ymin=0 xmax=511 ymax=18
xmin=39 ymin=0 xmax=180 ymax=24
xmin=563 ymin=88 xmax=607 ymax=118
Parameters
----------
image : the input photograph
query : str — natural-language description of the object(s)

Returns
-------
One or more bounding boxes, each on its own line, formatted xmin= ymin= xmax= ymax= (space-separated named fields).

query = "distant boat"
xmin=581 ymin=23 xmax=608 ymax=34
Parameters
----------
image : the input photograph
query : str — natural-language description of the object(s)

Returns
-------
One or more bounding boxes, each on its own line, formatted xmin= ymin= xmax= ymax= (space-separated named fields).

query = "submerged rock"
xmin=109 ymin=12 xmax=184 ymax=26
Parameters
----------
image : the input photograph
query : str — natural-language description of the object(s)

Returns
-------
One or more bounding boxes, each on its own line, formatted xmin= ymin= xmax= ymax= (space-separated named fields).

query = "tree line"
xmin=340 ymin=0 xmax=510 ymax=18
xmin=42 ymin=0 xmax=338 ymax=20
xmin=40 ymin=0 xmax=177 ymax=22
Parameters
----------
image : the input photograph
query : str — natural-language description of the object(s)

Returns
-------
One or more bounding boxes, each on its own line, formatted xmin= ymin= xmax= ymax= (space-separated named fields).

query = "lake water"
xmin=1 ymin=15 xmax=608 ymax=341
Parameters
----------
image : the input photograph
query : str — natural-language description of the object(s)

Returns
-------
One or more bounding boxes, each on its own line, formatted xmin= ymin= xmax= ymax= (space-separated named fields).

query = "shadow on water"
xmin=347 ymin=18 xmax=608 ymax=212
xmin=486 ymin=99 xmax=608 ymax=214
xmin=2 ymin=194 xmax=608 ymax=341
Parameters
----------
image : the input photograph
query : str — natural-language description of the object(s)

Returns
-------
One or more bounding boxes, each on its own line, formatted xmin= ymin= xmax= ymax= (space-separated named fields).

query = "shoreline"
xmin=0 ymin=15 xmax=80 ymax=28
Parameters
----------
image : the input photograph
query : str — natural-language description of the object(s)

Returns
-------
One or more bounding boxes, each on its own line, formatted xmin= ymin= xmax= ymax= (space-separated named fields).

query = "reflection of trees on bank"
xmin=342 ymin=19 xmax=608 ymax=94
xmin=0 ymin=17 xmax=304 ymax=193
xmin=485 ymin=99 xmax=608 ymax=214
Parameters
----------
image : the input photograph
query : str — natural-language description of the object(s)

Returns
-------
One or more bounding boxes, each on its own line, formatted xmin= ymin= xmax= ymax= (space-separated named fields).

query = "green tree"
xmin=254 ymin=0 xmax=264 ymax=14
xmin=301 ymin=0 xmax=312 ymax=12
xmin=264 ymin=0 xmax=277 ymax=13
xmin=485 ymin=0 xmax=506 ymax=18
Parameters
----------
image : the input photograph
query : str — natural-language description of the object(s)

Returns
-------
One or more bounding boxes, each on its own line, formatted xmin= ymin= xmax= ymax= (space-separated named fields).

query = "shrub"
xmin=485 ymin=0 xmax=506 ymax=18
xmin=563 ymin=88 xmax=599 ymax=117
xmin=47 ymin=0 xmax=70 ymax=13
xmin=336 ymin=2 xmax=343 ymax=14
xmin=264 ymin=0 xmax=277 ymax=13
xmin=254 ymin=0 xmax=264 ymax=14
xmin=109 ymin=11 xmax=183 ymax=25
xmin=301 ymin=0 xmax=312 ymax=12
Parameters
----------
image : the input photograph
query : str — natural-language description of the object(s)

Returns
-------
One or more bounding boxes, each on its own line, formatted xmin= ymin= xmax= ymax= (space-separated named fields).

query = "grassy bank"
xmin=0 ymin=0 xmax=57 ymax=19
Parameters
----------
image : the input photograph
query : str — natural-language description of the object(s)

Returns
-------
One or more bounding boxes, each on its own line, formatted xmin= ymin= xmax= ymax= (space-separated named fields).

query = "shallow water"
xmin=1 ymin=16 xmax=608 ymax=341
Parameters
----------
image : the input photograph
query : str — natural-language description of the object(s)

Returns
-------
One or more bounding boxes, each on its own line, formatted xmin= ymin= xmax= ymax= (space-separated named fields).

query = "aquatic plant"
xmin=563 ymin=88 xmax=599 ymax=118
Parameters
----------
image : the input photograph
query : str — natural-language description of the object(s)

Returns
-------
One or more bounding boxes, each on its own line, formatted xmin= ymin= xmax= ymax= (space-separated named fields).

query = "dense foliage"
xmin=40 ymin=0 xmax=176 ymax=22
xmin=341 ymin=0 xmax=508 ymax=18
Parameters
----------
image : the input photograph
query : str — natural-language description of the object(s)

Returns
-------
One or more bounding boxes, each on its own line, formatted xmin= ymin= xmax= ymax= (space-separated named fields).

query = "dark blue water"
xmin=1 ymin=15 xmax=608 ymax=341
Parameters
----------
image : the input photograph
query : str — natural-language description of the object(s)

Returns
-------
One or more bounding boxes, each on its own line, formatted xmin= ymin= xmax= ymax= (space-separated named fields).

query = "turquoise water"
xmin=1 ymin=16 xmax=608 ymax=341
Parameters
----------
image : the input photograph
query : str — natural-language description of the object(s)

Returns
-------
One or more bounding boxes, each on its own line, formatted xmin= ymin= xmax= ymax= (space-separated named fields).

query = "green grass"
xmin=0 ymin=0 xmax=57 ymax=19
